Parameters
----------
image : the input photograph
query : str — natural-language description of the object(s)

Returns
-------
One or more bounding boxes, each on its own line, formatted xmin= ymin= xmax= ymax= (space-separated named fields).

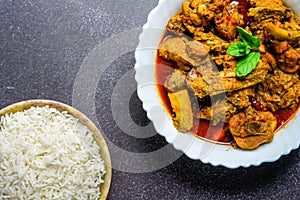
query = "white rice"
xmin=0 ymin=106 xmax=106 ymax=200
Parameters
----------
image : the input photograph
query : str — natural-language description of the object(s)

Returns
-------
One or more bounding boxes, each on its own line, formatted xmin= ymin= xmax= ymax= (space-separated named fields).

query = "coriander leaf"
xmin=236 ymin=52 xmax=260 ymax=77
xmin=226 ymin=42 xmax=249 ymax=57
xmin=237 ymin=26 xmax=260 ymax=48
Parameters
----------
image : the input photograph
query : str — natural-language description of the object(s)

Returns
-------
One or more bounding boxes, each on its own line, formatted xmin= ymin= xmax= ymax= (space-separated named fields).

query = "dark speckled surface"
xmin=0 ymin=0 xmax=299 ymax=199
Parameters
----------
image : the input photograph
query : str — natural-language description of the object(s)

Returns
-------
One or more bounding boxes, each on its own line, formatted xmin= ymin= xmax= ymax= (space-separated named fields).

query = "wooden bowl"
xmin=0 ymin=99 xmax=112 ymax=199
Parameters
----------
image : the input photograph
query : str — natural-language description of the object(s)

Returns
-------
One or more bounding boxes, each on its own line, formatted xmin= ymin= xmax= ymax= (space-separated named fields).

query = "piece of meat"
xmin=214 ymin=0 xmax=231 ymax=8
xmin=249 ymin=0 xmax=284 ymax=8
xmin=194 ymin=31 xmax=230 ymax=53
xmin=158 ymin=37 xmax=210 ymax=70
xmin=211 ymin=54 xmax=235 ymax=66
xmin=164 ymin=70 xmax=187 ymax=92
xmin=248 ymin=0 xmax=289 ymax=30
xmin=182 ymin=2 xmax=203 ymax=33
xmin=232 ymin=133 xmax=274 ymax=150
xmin=167 ymin=11 xmax=187 ymax=33
xmin=187 ymin=68 xmax=211 ymax=98
xmin=262 ymin=52 xmax=277 ymax=68
xmin=248 ymin=6 xmax=293 ymax=25
xmin=197 ymin=87 xmax=254 ymax=124
xmin=181 ymin=0 xmax=215 ymax=33
xmin=259 ymin=20 xmax=300 ymax=73
xmin=258 ymin=44 xmax=277 ymax=68
xmin=214 ymin=2 xmax=245 ymax=40
xmin=277 ymin=47 xmax=300 ymax=73
xmin=186 ymin=56 xmax=223 ymax=99
xmin=274 ymin=41 xmax=290 ymax=54
xmin=168 ymin=89 xmax=194 ymax=132
xmin=227 ymin=87 xmax=255 ymax=109
xmin=197 ymin=99 xmax=237 ymax=124
xmin=197 ymin=1 xmax=215 ymax=19
xmin=187 ymin=58 xmax=270 ymax=99
xmin=229 ymin=108 xmax=277 ymax=149
xmin=256 ymin=68 xmax=300 ymax=112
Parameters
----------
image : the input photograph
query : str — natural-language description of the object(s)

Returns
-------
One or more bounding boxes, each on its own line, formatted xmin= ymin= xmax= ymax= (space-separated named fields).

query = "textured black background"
xmin=0 ymin=0 xmax=299 ymax=199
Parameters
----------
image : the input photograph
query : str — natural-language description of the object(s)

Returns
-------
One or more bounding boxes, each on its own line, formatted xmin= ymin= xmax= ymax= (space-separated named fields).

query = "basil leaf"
xmin=226 ymin=42 xmax=249 ymax=57
xmin=237 ymin=26 xmax=260 ymax=48
xmin=236 ymin=52 xmax=260 ymax=77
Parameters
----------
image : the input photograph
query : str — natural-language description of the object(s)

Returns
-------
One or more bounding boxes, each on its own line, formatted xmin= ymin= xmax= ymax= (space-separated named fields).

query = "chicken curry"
xmin=156 ymin=0 xmax=300 ymax=149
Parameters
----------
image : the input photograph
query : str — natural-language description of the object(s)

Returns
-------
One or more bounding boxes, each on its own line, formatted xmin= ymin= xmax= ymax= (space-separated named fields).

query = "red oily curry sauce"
xmin=156 ymin=46 xmax=232 ymax=144
xmin=155 ymin=0 xmax=299 ymax=144
xmin=155 ymin=32 xmax=300 ymax=144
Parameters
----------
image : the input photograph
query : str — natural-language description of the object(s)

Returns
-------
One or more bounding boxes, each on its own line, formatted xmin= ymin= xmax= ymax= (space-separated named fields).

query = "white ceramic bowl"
xmin=134 ymin=0 xmax=300 ymax=168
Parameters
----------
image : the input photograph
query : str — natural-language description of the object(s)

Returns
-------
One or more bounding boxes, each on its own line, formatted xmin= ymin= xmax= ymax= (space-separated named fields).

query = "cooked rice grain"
xmin=0 ymin=106 xmax=105 ymax=200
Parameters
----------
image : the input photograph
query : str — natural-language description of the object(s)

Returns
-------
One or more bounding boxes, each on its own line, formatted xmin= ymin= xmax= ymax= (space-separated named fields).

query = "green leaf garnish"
xmin=237 ymin=26 xmax=260 ymax=48
xmin=236 ymin=52 xmax=260 ymax=77
xmin=226 ymin=26 xmax=261 ymax=77
xmin=226 ymin=42 xmax=251 ymax=57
